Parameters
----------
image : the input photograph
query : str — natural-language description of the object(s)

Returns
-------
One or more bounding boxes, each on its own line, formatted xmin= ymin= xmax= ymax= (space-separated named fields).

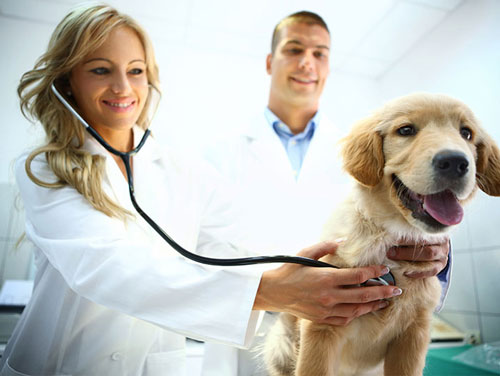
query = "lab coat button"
xmin=111 ymin=352 xmax=122 ymax=361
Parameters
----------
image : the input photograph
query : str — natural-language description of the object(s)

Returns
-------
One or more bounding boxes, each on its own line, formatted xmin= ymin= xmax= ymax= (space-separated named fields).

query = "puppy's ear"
xmin=342 ymin=116 xmax=385 ymax=187
xmin=476 ymin=136 xmax=500 ymax=196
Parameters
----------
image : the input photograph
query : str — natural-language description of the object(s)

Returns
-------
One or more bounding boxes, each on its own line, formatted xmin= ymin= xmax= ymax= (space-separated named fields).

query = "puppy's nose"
xmin=432 ymin=150 xmax=469 ymax=178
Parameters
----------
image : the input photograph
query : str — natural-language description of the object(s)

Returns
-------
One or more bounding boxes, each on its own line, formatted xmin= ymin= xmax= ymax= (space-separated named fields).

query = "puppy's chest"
xmin=321 ymin=241 xmax=389 ymax=268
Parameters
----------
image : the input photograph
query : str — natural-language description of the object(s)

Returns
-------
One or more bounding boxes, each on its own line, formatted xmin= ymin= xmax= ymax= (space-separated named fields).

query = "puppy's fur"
xmin=264 ymin=93 xmax=500 ymax=376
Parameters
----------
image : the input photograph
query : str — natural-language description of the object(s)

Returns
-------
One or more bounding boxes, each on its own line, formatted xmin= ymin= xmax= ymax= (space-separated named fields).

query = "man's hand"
xmin=254 ymin=241 xmax=403 ymax=326
xmin=387 ymin=239 xmax=450 ymax=278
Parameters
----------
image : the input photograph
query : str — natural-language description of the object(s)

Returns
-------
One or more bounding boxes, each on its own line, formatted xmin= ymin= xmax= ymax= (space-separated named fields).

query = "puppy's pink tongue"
xmin=423 ymin=190 xmax=463 ymax=225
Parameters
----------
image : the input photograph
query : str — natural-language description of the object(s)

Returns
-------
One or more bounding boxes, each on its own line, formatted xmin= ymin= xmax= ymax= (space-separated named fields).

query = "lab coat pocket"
xmin=1 ymin=358 xmax=71 ymax=376
xmin=144 ymin=349 xmax=186 ymax=375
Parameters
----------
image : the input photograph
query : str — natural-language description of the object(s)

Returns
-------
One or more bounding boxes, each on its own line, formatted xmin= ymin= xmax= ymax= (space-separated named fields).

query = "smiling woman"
xmin=0 ymin=4 xmax=401 ymax=376
xmin=69 ymin=26 xmax=149 ymax=141
xmin=69 ymin=26 xmax=150 ymax=176
xmin=18 ymin=5 xmax=160 ymax=219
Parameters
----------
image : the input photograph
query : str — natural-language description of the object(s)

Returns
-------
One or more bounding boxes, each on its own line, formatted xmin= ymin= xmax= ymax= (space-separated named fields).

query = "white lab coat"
xmin=201 ymin=113 xmax=352 ymax=375
xmin=0 ymin=127 xmax=262 ymax=376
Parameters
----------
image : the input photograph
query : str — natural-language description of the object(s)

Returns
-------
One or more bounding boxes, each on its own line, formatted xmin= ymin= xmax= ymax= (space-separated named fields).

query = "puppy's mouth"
xmin=392 ymin=175 xmax=464 ymax=229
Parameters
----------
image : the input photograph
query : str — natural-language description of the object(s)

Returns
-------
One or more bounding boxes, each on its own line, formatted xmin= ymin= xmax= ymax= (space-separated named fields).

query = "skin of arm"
xmin=253 ymin=241 xmax=403 ymax=326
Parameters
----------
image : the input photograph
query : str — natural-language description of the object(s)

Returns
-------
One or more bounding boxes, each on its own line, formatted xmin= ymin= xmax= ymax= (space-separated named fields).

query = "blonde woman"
xmin=0 ymin=4 xmax=399 ymax=375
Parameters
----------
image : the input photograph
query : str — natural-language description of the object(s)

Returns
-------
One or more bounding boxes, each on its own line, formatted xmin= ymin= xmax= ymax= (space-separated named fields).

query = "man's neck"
xmin=268 ymin=102 xmax=318 ymax=135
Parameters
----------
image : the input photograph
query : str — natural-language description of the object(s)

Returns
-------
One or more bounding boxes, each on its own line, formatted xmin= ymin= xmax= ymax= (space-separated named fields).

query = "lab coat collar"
xmin=242 ymin=109 xmax=323 ymax=141
xmin=81 ymin=125 xmax=162 ymax=163
xmin=81 ymin=125 xmax=162 ymax=213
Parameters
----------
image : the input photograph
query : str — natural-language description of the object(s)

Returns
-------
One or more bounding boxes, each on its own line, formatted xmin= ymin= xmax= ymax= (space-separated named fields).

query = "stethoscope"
xmin=51 ymin=84 xmax=395 ymax=287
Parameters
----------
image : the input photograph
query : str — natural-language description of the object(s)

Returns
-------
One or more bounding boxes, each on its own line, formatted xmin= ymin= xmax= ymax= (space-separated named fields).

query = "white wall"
xmin=1 ymin=0 xmax=499 ymax=343
xmin=377 ymin=0 xmax=500 ymax=343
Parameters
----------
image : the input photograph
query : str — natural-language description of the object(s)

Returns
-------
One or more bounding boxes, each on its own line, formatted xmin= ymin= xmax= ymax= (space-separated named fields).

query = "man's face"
xmin=267 ymin=22 xmax=330 ymax=108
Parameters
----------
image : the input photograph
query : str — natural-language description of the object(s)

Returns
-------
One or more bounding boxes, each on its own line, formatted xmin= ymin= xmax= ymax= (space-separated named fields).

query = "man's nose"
xmin=298 ymin=51 xmax=314 ymax=71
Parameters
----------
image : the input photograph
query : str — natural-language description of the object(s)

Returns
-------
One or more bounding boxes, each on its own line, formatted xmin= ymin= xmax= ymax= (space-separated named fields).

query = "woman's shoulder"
xmin=15 ymin=151 xmax=58 ymax=189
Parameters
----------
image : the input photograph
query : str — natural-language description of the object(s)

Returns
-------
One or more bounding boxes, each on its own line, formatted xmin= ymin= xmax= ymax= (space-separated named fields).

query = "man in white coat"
xmin=202 ymin=11 xmax=451 ymax=375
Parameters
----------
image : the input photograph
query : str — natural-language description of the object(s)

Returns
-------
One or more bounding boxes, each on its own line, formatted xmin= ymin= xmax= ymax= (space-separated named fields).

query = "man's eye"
xmin=90 ymin=67 xmax=109 ymax=75
xmin=287 ymin=48 xmax=302 ymax=54
xmin=314 ymin=51 xmax=326 ymax=58
xmin=397 ymin=124 xmax=417 ymax=136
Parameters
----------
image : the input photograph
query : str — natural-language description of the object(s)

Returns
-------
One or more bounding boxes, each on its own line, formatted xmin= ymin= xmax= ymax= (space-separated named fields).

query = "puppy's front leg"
xmin=384 ymin=309 xmax=432 ymax=376
xmin=295 ymin=320 xmax=343 ymax=376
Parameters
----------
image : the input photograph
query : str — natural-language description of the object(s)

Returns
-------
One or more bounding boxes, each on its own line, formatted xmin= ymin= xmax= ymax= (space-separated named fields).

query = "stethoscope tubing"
xmin=50 ymin=84 xmax=395 ymax=285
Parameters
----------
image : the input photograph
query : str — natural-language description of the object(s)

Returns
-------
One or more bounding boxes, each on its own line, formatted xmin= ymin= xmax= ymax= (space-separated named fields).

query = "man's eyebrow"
xmin=283 ymin=40 xmax=329 ymax=50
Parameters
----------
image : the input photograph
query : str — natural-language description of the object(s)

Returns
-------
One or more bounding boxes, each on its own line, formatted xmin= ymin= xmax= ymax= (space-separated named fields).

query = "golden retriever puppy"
xmin=264 ymin=93 xmax=500 ymax=376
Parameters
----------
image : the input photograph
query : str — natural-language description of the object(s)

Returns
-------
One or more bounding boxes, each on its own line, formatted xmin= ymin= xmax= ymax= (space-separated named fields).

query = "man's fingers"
xmin=388 ymin=244 xmax=446 ymax=262
xmin=405 ymin=263 xmax=443 ymax=279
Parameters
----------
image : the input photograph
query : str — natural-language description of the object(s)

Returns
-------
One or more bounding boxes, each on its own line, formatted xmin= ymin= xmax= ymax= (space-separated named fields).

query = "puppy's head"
xmin=342 ymin=93 xmax=500 ymax=233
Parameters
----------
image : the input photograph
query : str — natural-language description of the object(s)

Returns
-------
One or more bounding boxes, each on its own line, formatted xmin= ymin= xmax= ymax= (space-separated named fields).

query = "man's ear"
xmin=266 ymin=54 xmax=272 ymax=74
xmin=341 ymin=116 xmax=385 ymax=187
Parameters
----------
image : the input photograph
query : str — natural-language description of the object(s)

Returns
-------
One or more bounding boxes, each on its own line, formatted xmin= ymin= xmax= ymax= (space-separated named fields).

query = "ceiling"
xmin=1 ymin=0 xmax=465 ymax=79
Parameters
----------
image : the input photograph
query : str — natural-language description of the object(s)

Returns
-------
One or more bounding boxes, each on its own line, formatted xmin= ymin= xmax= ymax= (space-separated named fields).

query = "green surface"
xmin=424 ymin=345 xmax=498 ymax=376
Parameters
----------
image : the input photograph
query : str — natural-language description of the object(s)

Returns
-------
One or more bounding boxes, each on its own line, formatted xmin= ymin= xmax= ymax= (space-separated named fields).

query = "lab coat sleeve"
xmin=435 ymin=240 xmax=453 ymax=312
xmin=15 ymin=155 xmax=262 ymax=348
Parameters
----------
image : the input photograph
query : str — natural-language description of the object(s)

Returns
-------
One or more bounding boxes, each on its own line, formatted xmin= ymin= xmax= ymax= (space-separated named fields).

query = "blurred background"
xmin=1 ymin=0 xmax=499 ymax=363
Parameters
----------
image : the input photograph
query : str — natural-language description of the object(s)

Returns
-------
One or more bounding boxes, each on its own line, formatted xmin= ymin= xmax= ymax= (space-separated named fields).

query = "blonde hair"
xmin=18 ymin=4 xmax=160 ymax=219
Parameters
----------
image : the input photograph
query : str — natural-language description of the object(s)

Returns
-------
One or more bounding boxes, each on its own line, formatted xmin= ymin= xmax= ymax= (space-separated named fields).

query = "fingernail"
xmin=381 ymin=266 xmax=390 ymax=275
xmin=378 ymin=300 xmax=389 ymax=309
xmin=335 ymin=237 xmax=347 ymax=244
xmin=392 ymin=288 xmax=403 ymax=296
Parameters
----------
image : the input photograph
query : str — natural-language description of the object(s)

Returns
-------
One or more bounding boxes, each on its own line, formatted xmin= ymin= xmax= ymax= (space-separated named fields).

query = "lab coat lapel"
xmin=298 ymin=117 xmax=344 ymax=184
xmin=242 ymin=115 xmax=297 ymax=185
xmin=81 ymin=126 xmax=160 ymax=214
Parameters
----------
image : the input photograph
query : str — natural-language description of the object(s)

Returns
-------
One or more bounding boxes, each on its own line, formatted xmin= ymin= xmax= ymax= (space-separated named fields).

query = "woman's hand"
xmin=253 ymin=241 xmax=402 ymax=326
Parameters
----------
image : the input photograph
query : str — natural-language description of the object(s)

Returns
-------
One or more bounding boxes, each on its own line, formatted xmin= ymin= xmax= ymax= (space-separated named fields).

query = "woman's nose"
xmin=110 ymin=72 xmax=131 ymax=94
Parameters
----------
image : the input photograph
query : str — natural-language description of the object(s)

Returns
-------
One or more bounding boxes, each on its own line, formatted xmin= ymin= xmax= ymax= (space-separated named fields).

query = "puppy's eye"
xmin=460 ymin=126 xmax=473 ymax=141
xmin=397 ymin=125 xmax=417 ymax=136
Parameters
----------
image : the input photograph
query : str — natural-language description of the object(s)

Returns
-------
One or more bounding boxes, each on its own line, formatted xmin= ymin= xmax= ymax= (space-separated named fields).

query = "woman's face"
xmin=69 ymin=26 xmax=149 ymax=135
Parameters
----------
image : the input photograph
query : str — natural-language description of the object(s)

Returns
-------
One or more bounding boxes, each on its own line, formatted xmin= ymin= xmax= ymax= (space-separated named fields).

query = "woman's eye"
xmin=129 ymin=68 xmax=144 ymax=75
xmin=90 ymin=67 xmax=109 ymax=75
xmin=397 ymin=124 xmax=417 ymax=136
xmin=460 ymin=126 xmax=473 ymax=140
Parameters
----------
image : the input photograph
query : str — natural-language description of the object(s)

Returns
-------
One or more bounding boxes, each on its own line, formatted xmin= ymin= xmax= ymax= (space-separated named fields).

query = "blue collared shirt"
xmin=265 ymin=107 xmax=318 ymax=179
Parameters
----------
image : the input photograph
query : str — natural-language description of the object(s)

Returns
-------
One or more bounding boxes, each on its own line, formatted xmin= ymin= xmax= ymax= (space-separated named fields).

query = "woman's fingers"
xmin=333 ymin=285 xmax=402 ymax=304
xmin=329 ymin=265 xmax=392 ymax=286
xmin=320 ymin=300 xmax=390 ymax=326
xmin=296 ymin=240 xmax=341 ymax=260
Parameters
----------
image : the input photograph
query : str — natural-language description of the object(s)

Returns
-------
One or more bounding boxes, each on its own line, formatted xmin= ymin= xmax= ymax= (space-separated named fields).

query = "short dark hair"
xmin=271 ymin=11 xmax=330 ymax=54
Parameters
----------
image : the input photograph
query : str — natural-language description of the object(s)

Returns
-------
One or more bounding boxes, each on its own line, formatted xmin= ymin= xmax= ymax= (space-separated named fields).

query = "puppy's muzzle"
xmin=432 ymin=150 xmax=469 ymax=179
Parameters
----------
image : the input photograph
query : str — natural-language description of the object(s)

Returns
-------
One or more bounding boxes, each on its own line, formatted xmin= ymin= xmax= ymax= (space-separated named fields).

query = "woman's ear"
xmin=476 ymin=135 xmax=500 ymax=196
xmin=341 ymin=116 xmax=385 ymax=187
